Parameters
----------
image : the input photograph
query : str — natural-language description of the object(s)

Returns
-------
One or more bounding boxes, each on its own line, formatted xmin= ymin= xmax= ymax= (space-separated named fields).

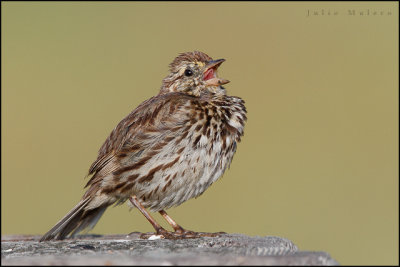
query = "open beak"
xmin=203 ymin=59 xmax=230 ymax=86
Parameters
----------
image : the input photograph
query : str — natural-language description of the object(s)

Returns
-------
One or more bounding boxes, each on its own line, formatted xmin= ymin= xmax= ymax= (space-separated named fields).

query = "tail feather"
xmin=70 ymin=205 xmax=107 ymax=237
xmin=39 ymin=198 xmax=108 ymax=242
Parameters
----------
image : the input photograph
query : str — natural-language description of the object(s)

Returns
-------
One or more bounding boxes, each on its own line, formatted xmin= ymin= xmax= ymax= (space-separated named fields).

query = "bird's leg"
xmin=159 ymin=210 xmax=226 ymax=238
xmin=129 ymin=196 xmax=225 ymax=239
xmin=159 ymin=210 xmax=186 ymax=233
xmin=129 ymin=196 xmax=169 ymax=238
xmin=159 ymin=210 xmax=197 ymax=238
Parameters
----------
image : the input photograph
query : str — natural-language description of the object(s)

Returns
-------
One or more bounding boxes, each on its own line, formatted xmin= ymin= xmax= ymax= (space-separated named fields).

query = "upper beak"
xmin=203 ymin=59 xmax=230 ymax=86
xmin=206 ymin=59 xmax=226 ymax=69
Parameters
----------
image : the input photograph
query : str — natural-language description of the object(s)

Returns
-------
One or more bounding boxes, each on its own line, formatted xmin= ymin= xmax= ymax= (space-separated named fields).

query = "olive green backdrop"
xmin=2 ymin=2 xmax=398 ymax=265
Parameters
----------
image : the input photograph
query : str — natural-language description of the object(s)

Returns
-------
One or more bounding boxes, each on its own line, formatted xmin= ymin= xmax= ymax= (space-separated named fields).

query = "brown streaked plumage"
xmin=40 ymin=51 xmax=247 ymax=241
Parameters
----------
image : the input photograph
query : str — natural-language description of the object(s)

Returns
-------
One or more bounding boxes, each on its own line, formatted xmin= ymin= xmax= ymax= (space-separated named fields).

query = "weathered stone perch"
xmin=1 ymin=233 xmax=339 ymax=265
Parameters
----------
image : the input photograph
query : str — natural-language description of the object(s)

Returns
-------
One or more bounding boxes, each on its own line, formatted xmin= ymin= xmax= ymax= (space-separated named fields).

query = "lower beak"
xmin=204 ymin=59 xmax=230 ymax=86
xmin=205 ymin=77 xmax=230 ymax=86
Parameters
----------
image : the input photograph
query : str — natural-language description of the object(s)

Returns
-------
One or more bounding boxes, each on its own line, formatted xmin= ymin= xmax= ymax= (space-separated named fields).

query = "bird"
xmin=40 ymin=51 xmax=247 ymax=241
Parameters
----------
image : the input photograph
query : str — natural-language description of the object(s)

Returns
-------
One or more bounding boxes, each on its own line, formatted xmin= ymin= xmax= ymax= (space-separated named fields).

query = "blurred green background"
xmin=2 ymin=2 xmax=398 ymax=265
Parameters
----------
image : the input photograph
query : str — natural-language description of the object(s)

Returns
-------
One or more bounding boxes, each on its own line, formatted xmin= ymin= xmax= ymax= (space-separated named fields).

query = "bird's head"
xmin=160 ymin=51 xmax=230 ymax=96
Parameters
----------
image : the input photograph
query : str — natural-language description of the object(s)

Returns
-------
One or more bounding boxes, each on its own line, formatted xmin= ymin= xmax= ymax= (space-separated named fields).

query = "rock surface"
xmin=1 ymin=233 xmax=339 ymax=265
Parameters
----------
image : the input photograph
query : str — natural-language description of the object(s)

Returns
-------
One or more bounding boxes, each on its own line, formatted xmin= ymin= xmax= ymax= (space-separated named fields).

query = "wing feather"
xmin=85 ymin=92 xmax=197 ymax=187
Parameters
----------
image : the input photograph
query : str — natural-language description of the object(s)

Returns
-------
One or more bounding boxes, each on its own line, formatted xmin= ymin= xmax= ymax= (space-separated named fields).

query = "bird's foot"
xmin=139 ymin=229 xmax=227 ymax=240
xmin=191 ymin=231 xmax=227 ymax=238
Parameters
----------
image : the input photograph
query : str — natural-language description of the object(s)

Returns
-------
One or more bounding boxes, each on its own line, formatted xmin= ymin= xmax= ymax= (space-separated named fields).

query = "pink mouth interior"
xmin=203 ymin=68 xmax=215 ymax=81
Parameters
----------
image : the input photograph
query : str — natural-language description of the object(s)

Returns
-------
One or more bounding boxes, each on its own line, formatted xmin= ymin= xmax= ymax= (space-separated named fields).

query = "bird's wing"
xmin=85 ymin=92 xmax=198 ymax=187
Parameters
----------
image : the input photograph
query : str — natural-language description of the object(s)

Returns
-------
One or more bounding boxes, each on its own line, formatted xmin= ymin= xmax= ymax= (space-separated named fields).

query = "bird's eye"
xmin=184 ymin=69 xmax=193 ymax=77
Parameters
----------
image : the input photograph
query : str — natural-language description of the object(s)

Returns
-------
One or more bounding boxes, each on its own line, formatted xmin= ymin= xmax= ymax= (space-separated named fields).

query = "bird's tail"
xmin=39 ymin=197 xmax=108 ymax=242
